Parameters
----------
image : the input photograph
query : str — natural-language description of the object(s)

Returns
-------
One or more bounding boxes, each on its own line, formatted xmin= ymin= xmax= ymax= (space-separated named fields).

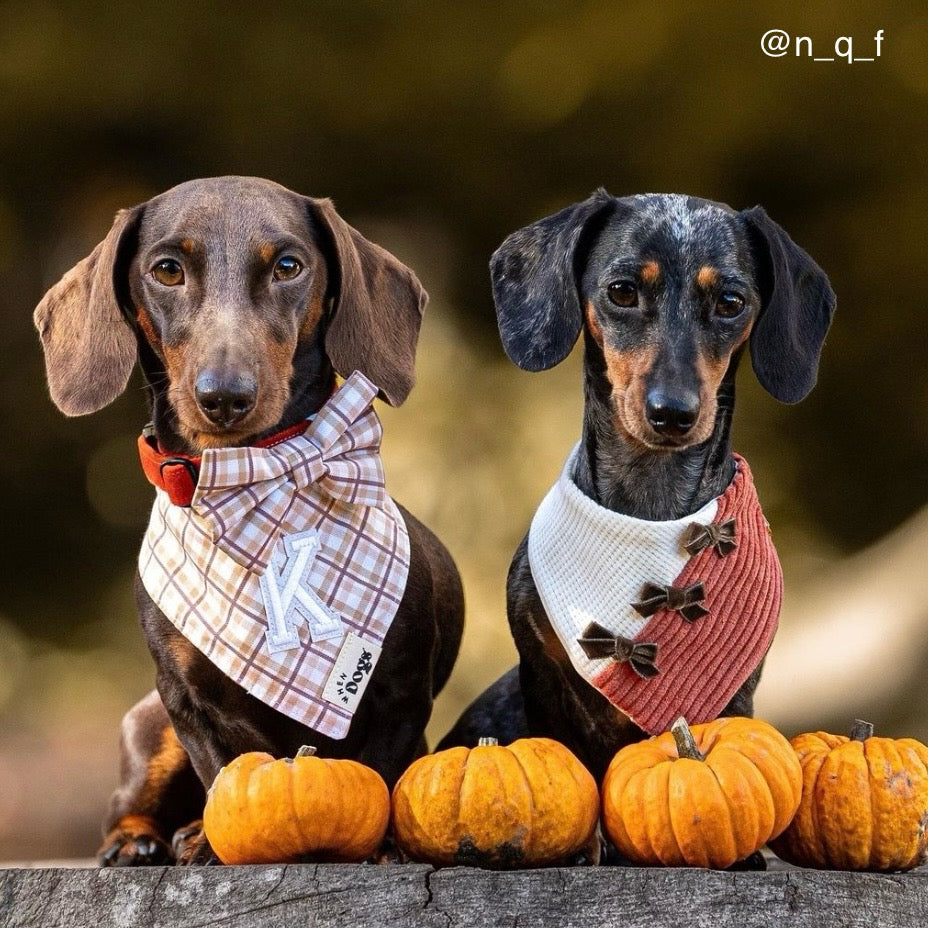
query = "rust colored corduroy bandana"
xmin=528 ymin=445 xmax=782 ymax=735
xmin=139 ymin=371 xmax=410 ymax=739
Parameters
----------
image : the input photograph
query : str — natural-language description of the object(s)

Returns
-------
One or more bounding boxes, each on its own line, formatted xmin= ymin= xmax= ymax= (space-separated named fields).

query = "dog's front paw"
xmin=372 ymin=833 xmax=405 ymax=864
xmin=726 ymin=850 xmax=767 ymax=872
xmin=567 ymin=831 xmax=602 ymax=867
xmin=98 ymin=815 xmax=172 ymax=867
xmin=172 ymin=820 xmax=219 ymax=865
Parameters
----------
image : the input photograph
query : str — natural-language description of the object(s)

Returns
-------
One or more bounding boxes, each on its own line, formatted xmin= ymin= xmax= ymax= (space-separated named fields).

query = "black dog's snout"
xmin=645 ymin=389 xmax=700 ymax=438
xmin=195 ymin=370 xmax=257 ymax=427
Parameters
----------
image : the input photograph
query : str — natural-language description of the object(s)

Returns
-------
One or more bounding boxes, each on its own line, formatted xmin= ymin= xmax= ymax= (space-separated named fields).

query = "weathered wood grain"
xmin=1 ymin=863 xmax=926 ymax=928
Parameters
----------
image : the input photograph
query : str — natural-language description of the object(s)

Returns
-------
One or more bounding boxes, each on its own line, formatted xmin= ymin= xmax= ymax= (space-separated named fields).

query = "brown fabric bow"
xmin=577 ymin=622 xmax=660 ymax=678
xmin=683 ymin=517 xmax=738 ymax=557
xmin=632 ymin=581 xmax=709 ymax=623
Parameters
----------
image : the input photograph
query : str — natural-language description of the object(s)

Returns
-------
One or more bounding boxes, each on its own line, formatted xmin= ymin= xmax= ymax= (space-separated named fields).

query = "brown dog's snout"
xmin=194 ymin=368 xmax=257 ymax=427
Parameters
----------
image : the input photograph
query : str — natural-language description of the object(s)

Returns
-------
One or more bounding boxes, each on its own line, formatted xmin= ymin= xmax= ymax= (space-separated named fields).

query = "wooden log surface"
xmin=1 ymin=863 xmax=926 ymax=928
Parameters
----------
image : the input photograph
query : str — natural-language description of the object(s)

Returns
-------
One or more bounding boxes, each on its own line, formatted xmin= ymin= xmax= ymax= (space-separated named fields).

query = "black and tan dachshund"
xmin=34 ymin=176 xmax=464 ymax=865
xmin=440 ymin=191 xmax=835 ymax=782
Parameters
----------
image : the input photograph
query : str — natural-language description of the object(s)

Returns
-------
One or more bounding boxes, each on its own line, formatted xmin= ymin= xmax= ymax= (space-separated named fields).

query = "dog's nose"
xmin=645 ymin=389 xmax=700 ymax=438
xmin=195 ymin=370 xmax=257 ymax=427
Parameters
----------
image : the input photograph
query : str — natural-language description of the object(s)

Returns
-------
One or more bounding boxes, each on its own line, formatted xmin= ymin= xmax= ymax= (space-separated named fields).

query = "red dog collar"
xmin=138 ymin=421 xmax=310 ymax=506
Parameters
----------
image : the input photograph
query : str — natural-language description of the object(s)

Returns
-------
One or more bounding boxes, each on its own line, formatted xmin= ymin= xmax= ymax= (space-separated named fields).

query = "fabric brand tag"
xmin=322 ymin=631 xmax=382 ymax=712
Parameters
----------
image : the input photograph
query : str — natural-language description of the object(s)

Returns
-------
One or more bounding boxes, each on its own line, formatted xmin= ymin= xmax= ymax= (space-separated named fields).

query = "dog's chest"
xmin=138 ymin=372 xmax=411 ymax=740
xmin=528 ymin=445 xmax=781 ymax=735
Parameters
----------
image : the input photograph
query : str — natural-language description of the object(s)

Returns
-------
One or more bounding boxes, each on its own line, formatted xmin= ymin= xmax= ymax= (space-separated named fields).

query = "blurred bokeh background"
xmin=0 ymin=1 xmax=926 ymax=860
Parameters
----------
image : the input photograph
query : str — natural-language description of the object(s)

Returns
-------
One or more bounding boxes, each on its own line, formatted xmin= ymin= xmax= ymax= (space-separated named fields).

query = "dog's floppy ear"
xmin=307 ymin=197 xmax=426 ymax=407
xmin=741 ymin=206 xmax=836 ymax=404
xmin=491 ymin=190 xmax=615 ymax=371
xmin=34 ymin=206 xmax=142 ymax=416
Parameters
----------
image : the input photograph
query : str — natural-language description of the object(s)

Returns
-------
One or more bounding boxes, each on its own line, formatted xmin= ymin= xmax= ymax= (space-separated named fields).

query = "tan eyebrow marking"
xmin=696 ymin=265 xmax=719 ymax=289
xmin=640 ymin=261 xmax=660 ymax=284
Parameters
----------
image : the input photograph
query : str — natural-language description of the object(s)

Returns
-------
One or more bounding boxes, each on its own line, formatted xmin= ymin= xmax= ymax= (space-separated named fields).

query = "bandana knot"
xmin=190 ymin=373 xmax=386 ymax=574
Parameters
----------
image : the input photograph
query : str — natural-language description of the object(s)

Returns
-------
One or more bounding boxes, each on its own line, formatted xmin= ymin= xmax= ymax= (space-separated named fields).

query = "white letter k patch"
xmin=259 ymin=531 xmax=345 ymax=654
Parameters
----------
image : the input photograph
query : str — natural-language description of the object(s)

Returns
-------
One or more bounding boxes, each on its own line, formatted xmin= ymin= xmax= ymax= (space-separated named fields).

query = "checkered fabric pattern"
xmin=139 ymin=371 xmax=410 ymax=739
xmin=528 ymin=444 xmax=781 ymax=735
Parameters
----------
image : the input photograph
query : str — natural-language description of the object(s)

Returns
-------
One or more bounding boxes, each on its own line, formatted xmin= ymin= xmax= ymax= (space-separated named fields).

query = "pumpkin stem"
xmin=671 ymin=717 xmax=705 ymax=762
xmin=850 ymin=720 xmax=874 ymax=742
xmin=477 ymin=737 xmax=499 ymax=747
xmin=296 ymin=745 xmax=318 ymax=758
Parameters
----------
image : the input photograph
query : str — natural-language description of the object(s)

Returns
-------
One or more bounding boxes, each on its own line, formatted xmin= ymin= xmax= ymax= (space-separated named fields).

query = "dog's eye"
xmin=273 ymin=256 xmax=303 ymax=281
xmin=607 ymin=281 xmax=638 ymax=308
xmin=151 ymin=259 xmax=184 ymax=287
xmin=715 ymin=291 xmax=746 ymax=318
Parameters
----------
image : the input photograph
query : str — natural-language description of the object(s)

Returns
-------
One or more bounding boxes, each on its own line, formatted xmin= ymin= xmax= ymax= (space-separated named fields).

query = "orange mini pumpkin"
xmin=203 ymin=746 xmax=390 ymax=865
xmin=391 ymin=737 xmax=599 ymax=868
xmin=601 ymin=716 xmax=802 ymax=869
xmin=770 ymin=720 xmax=928 ymax=871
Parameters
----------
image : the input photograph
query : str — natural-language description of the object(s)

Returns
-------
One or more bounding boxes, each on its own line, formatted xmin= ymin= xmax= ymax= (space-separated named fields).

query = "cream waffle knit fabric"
xmin=528 ymin=444 xmax=718 ymax=672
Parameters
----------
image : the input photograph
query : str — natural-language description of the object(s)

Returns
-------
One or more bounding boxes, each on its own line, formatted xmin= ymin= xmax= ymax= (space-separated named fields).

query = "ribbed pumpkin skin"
xmin=601 ymin=717 xmax=802 ymax=869
xmin=769 ymin=731 xmax=928 ymax=871
xmin=203 ymin=751 xmax=390 ymax=865
xmin=391 ymin=738 xmax=599 ymax=868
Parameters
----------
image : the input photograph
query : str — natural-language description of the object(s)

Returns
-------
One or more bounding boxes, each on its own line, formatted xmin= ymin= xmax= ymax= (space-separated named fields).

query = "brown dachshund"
xmin=35 ymin=176 xmax=464 ymax=865
xmin=441 ymin=191 xmax=835 ymax=790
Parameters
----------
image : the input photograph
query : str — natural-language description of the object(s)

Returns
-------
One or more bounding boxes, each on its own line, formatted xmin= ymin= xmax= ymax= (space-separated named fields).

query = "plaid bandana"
xmin=139 ymin=371 xmax=410 ymax=739
xmin=528 ymin=445 xmax=781 ymax=735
